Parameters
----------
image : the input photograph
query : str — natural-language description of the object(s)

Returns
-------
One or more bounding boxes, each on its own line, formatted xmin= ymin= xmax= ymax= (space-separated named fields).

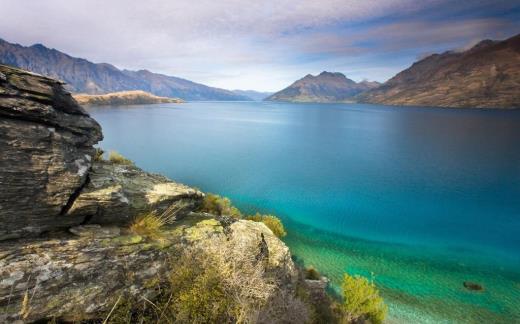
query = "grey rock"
xmin=0 ymin=218 xmax=297 ymax=322
xmin=0 ymin=64 xmax=102 ymax=240
xmin=66 ymin=161 xmax=204 ymax=225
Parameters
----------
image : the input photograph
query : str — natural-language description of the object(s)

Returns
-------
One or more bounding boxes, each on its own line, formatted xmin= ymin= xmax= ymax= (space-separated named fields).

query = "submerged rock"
xmin=463 ymin=281 xmax=484 ymax=291
xmin=0 ymin=64 xmax=102 ymax=240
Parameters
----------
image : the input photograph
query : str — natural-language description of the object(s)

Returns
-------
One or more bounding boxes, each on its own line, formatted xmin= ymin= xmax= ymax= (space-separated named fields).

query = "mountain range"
xmin=0 ymin=38 xmax=249 ymax=101
xmin=266 ymin=72 xmax=380 ymax=103
xmin=232 ymin=89 xmax=274 ymax=101
xmin=358 ymin=33 xmax=520 ymax=108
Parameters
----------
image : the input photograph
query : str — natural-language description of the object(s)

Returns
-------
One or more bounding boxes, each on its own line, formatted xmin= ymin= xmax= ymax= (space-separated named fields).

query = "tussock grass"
xmin=108 ymin=151 xmax=134 ymax=165
xmin=130 ymin=203 xmax=187 ymax=237
xmin=94 ymin=147 xmax=105 ymax=162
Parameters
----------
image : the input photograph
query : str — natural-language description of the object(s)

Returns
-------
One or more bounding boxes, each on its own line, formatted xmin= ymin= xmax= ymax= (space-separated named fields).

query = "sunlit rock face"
xmin=0 ymin=215 xmax=298 ymax=323
xmin=0 ymin=64 xmax=102 ymax=240
xmin=66 ymin=161 xmax=204 ymax=225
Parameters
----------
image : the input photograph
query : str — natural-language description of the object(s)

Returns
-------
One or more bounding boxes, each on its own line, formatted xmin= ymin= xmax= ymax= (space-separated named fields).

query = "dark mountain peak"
xmin=318 ymin=71 xmax=345 ymax=78
xmin=358 ymin=33 xmax=520 ymax=108
xmin=472 ymin=39 xmax=496 ymax=50
xmin=30 ymin=43 xmax=48 ymax=50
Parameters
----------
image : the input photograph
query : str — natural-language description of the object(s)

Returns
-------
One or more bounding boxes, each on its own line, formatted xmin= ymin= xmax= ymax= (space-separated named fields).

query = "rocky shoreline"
xmin=73 ymin=90 xmax=183 ymax=106
xmin=0 ymin=64 xmax=319 ymax=323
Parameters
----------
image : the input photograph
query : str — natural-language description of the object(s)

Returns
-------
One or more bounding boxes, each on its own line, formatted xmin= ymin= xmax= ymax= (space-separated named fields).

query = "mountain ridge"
xmin=0 ymin=38 xmax=250 ymax=101
xmin=266 ymin=71 xmax=380 ymax=103
xmin=357 ymin=33 xmax=520 ymax=108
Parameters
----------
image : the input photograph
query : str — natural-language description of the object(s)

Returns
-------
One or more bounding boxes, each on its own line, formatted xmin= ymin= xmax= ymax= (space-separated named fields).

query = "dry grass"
xmin=108 ymin=151 xmax=134 ymax=165
xmin=130 ymin=203 xmax=187 ymax=237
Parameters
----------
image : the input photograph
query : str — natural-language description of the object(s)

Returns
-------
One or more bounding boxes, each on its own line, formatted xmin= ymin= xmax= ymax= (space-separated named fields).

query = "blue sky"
xmin=1 ymin=0 xmax=519 ymax=91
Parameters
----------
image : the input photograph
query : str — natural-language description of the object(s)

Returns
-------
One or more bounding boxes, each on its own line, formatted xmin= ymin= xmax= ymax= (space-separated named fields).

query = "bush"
xmin=108 ymin=151 xmax=134 ymax=165
xmin=305 ymin=266 xmax=321 ymax=280
xmin=340 ymin=273 xmax=387 ymax=324
xmin=246 ymin=213 xmax=287 ymax=238
xmin=198 ymin=193 xmax=243 ymax=219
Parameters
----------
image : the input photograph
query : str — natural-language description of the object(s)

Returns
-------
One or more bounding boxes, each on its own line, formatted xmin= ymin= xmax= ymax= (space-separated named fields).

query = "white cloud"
xmin=0 ymin=0 xmax=517 ymax=91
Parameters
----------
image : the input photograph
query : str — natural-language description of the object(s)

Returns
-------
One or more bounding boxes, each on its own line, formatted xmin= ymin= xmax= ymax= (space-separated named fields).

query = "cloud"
xmin=0 ymin=0 xmax=518 ymax=90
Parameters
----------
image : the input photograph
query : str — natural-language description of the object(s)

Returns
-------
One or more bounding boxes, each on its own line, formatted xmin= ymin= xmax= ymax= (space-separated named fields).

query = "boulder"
xmin=0 ymin=216 xmax=297 ymax=322
xmin=66 ymin=161 xmax=204 ymax=225
xmin=0 ymin=65 xmax=102 ymax=240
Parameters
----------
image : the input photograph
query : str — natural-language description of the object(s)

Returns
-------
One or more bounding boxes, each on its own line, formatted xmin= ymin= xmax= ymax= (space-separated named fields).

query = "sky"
xmin=1 ymin=0 xmax=519 ymax=91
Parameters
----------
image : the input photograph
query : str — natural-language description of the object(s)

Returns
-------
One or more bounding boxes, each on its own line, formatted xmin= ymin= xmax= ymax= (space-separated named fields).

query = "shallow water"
xmin=89 ymin=101 xmax=520 ymax=323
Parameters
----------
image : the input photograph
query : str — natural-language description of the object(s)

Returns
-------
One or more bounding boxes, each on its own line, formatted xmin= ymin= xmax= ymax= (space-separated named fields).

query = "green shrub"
xmin=305 ymin=266 xmax=321 ymax=280
xmin=340 ymin=273 xmax=387 ymax=324
xmin=108 ymin=151 xmax=134 ymax=165
xmin=246 ymin=213 xmax=287 ymax=238
xmin=167 ymin=252 xmax=235 ymax=323
xmin=199 ymin=193 xmax=243 ymax=219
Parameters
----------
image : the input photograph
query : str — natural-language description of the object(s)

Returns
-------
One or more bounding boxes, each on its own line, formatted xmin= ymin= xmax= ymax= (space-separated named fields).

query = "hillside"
xmin=357 ymin=33 xmax=520 ymax=108
xmin=73 ymin=90 xmax=183 ymax=106
xmin=0 ymin=38 xmax=250 ymax=101
xmin=266 ymin=72 xmax=380 ymax=103
xmin=232 ymin=89 xmax=273 ymax=101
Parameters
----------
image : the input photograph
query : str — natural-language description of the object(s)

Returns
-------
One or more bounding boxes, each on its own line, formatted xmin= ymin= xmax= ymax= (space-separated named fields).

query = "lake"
xmin=89 ymin=101 xmax=520 ymax=323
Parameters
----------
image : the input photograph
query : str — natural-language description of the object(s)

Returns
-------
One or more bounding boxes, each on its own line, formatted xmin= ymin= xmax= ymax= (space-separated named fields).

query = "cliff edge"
xmin=0 ymin=65 xmax=306 ymax=323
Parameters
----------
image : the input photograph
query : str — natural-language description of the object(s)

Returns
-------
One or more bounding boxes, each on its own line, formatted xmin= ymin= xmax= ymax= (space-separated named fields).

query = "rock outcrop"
xmin=358 ymin=33 xmax=520 ymax=108
xmin=266 ymin=72 xmax=380 ymax=103
xmin=73 ymin=90 xmax=184 ymax=106
xmin=66 ymin=161 xmax=204 ymax=225
xmin=0 ymin=215 xmax=297 ymax=322
xmin=0 ymin=64 xmax=102 ymax=240
xmin=0 ymin=65 xmax=302 ymax=323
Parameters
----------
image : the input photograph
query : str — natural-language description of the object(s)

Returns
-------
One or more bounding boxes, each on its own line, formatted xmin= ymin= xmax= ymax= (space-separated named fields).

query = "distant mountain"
xmin=0 ymin=38 xmax=249 ymax=101
xmin=232 ymin=89 xmax=273 ymax=101
xmin=73 ymin=90 xmax=183 ymax=106
xmin=358 ymin=33 xmax=520 ymax=108
xmin=266 ymin=72 xmax=380 ymax=103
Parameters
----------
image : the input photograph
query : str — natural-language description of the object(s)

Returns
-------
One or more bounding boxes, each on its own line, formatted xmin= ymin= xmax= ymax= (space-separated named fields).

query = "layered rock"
xmin=66 ymin=161 xmax=204 ymax=225
xmin=0 ymin=64 xmax=102 ymax=240
xmin=0 ymin=215 xmax=297 ymax=322
xmin=0 ymin=65 xmax=301 ymax=323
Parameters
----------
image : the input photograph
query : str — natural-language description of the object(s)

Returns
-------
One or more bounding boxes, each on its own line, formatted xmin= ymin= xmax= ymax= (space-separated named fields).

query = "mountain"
xmin=357 ymin=33 xmax=520 ymax=108
xmin=266 ymin=72 xmax=380 ymax=102
xmin=232 ymin=89 xmax=273 ymax=101
xmin=0 ymin=38 xmax=249 ymax=101
xmin=73 ymin=90 xmax=183 ymax=106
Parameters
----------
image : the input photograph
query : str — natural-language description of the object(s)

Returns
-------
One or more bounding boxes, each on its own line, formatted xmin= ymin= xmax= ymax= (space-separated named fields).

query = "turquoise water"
xmin=89 ymin=102 xmax=520 ymax=323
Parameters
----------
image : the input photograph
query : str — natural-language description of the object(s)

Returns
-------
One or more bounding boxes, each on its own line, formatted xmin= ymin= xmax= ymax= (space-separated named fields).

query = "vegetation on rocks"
xmin=304 ymin=266 xmax=321 ymax=280
xmin=246 ymin=213 xmax=287 ymax=238
xmin=108 ymin=151 xmax=134 ymax=165
xmin=199 ymin=193 xmax=243 ymax=219
xmin=340 ymin=273 xmax=387 ymax=324
xmin=94 ymin=147 xmax=105 ymax=161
